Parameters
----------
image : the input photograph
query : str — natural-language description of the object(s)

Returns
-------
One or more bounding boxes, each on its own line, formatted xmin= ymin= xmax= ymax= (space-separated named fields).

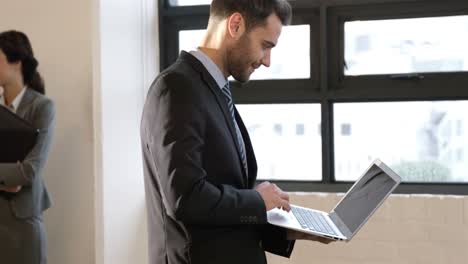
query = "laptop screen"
xmin=333 ymin=163 xmax=399 ymax=234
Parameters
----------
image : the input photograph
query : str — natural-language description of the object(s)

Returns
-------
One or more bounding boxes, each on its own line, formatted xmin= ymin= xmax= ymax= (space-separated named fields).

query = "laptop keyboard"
xmin=291 ymin=206 xmax=338 ymax=236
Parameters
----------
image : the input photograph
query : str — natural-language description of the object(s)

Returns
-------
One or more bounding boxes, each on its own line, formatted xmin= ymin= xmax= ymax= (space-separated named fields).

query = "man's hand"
xmin=255 ymin=181 xmax=290 ymax=212
xmin=0 ymin=186 xmax=22 ymax=193
xmin=286 ymin=229 xmax=335 ymax=244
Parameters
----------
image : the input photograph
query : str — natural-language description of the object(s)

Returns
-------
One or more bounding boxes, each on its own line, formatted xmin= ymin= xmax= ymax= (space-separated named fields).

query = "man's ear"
xmin=227 ymin=12 xmax=246 ymax=40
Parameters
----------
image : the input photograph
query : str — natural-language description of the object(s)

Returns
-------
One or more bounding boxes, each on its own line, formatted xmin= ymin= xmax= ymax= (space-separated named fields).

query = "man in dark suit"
xmin=141 ymin=1 xmax=330 ymax=263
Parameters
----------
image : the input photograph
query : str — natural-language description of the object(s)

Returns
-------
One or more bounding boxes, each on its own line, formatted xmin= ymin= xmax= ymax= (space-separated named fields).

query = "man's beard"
xmin=226 ymin=34 xmax=254 ymax=83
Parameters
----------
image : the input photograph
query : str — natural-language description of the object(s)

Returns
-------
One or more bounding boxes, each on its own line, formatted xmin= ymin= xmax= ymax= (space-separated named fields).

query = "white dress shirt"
xmin=0 ymin=86 xmax=27 ymax=113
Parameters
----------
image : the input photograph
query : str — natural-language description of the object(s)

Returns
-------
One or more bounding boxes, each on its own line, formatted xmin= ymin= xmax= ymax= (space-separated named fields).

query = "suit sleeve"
xmin=142 ymin=72 xmax=267 ymax=226
xmin=0 ymin=99 xmax=56 ymax=187
xmin=260 ymin=224 xmax=295 ymax=257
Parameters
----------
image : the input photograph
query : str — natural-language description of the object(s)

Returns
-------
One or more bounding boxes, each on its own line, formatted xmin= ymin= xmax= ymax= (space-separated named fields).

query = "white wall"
xmin=95 ymin=0 xmax=158 ymax=263
xmin=0 ymin=0 xmax=95 ymax=263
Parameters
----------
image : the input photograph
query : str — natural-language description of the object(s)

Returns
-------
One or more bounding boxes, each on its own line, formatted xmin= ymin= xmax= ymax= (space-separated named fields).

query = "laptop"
xmin=0 ymin=105 xmax=39 ymax=162
xmin=267 ymin=159 xmax=401 ymax=241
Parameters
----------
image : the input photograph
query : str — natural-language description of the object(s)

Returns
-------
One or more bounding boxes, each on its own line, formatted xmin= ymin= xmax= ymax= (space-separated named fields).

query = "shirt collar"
xmin=0 ymin=86 xmax=27 ymax=113
xmin=190 ymin=49 xmax=228 ymax=90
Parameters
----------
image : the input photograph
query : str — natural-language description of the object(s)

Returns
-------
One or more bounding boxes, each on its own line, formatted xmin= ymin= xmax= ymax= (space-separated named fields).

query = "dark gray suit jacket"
xmin=0 ymin=88 xmax=54 ymax=218
xmin=141 ymin=52 xmax=294 ymax=264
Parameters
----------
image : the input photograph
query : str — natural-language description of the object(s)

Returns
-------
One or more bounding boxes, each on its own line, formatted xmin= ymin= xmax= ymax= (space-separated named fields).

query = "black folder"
xmin=0 ymin=105 xmax=38 ymax=163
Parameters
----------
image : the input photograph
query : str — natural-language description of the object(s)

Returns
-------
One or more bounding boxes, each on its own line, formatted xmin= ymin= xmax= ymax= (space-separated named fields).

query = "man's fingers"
xmin=278 ymin=190 xmax=289 ymax=202
xmin=273 ymin=184 xmax=290 ymax=202
xmin=260 ymin=181 xmax=270 ymax=186
xmin=257 ymin=181 xmax=292 ymax=212
xmin=320 ymin=238 xmax=334 ymax=244
xmin=255 ymin=181 xmax=270 ymax=190
xmin=314 ymin=236 xmax=334 ymax=244
xmin=273 ymin=183 xmax=283 ymax=193
xmin=273 ymin=184 xmax=290 ymax=211
xmin=278 ymin=198 xmax=291 ymax=212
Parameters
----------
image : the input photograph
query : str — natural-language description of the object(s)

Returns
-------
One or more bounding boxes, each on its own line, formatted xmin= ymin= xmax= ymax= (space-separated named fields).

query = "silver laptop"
xmin=267 ymin=159 xmax=401 ymax=241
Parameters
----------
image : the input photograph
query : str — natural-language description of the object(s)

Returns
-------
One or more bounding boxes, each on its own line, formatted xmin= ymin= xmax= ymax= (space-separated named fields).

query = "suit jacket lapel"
xmin=179 ymin=52 xmax=249 ymax=185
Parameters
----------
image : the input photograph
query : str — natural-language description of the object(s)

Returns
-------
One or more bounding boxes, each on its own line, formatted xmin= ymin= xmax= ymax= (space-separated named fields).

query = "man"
xmin=141 ymin=1 xmax=330 ymax=263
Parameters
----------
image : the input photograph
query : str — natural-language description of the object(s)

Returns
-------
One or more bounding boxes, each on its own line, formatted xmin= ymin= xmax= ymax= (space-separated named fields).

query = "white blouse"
xmin=0 ymin=86 xmax=27 ymax=113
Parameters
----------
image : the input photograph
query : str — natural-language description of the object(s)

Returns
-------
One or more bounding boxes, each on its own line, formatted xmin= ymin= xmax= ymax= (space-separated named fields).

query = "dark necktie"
xmin=221 ymin=82 xmax=248 ymax=175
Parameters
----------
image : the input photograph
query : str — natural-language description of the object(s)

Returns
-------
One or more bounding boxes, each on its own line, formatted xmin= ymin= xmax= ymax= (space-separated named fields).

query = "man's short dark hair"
xmin=210 ymin=0 xmax=292 ymax=31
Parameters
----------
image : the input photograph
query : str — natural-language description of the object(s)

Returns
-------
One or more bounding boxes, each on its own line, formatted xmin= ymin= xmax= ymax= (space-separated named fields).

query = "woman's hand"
xmin=0 ymin=186 xmax=22 ymax=193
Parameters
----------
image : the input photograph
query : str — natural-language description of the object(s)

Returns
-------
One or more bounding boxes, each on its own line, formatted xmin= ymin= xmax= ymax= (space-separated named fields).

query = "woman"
xmin=0 ymin=30 xmax=55 ymax=264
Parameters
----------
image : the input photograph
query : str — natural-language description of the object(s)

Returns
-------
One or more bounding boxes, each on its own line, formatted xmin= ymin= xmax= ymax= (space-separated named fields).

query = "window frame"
xmin=159 ymin=0 xmax=468 ymax=195
xmin=328 ymin=1 xmax=468 ymax=101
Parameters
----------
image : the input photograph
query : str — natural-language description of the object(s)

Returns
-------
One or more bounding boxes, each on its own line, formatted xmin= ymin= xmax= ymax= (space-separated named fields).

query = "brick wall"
xmin=267 ymin=193 xmax=468 ymax=264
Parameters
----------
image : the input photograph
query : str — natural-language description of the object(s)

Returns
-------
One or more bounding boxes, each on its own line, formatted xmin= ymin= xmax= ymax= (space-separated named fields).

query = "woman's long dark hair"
xmin=0 ymin=30 xmax=45 ymax=94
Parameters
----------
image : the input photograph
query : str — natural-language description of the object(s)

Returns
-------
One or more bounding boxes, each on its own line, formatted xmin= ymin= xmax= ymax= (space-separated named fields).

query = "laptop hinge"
xmin=329 ymin=211 xmax=353 ymax=239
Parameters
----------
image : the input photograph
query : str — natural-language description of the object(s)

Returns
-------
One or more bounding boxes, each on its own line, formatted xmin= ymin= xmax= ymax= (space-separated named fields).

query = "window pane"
xmin=250 ymin=25 xmax=310 ymax=80
xmin=237 ymin=104 xmax=321 ymax=181
xmin=334 ymin=101 xmax=468 ymax=183
xmin=345 ymin=15 xmax=468 ymax=76
xmin=179 ymin=25 xmax=311 ymax=80
xmin=169 ymin=0 xmax=211 ymax=6
xmin=179 ymin=29 xmax=205 ymax=53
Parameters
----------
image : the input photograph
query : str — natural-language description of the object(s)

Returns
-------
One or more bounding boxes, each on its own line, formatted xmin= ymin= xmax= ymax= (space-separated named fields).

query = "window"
xmin=160 ymin=0 xmax=468 ymax=194
xmin=296 ymin=124 xmax=305 ymax=136
xmin=345 ymin=16 xmax=468 ymax=76
xmin=273 ymin=124 xmax=283 ymax=136
xmin=179 ymin=25 xmax=311 ymax=80
xmin=456 ymin=149 xmax=464 ymax=163
xmin=237 ymin=104 xmax=322 ymax=181
xmin=249 ymin=25 xmax=310 ymax=80
xmin=179 ymin=30 xmax=205 ymax=53
xmin=340 ymin=123 xmax=352 ymax=136
xmin=334 ymin=101 xmax=468 ymax=183
xmin=169 ymin=0 xmax=210 ymax=6
xmin=456 ymin=120 xmax=463 ymax=137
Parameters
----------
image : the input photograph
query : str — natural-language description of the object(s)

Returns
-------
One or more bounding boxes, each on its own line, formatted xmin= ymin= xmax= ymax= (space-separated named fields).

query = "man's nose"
xmin=261 ymin=50 xmax=271 ymax=68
